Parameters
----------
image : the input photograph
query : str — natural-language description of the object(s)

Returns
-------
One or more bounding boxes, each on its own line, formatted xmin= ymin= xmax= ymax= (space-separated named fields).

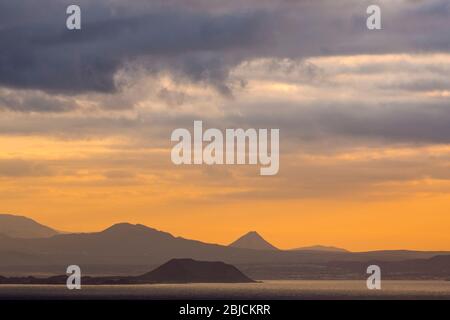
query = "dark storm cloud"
xmin=1 ymin=0 xmax=450 ymax=99
xmin=0 ymin=0 xmax=269 ymax=95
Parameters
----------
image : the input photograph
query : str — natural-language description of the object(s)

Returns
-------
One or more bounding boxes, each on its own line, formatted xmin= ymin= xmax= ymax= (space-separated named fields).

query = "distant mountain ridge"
xmin=0 ymin=214 xmax=59 ymax=238
xmin=0 ymin=223 xmax=355 ymax=269
xmin=229 ymin=231 xmax=278 ymax=251
xmin=1 ymin=215 xmax=450 ymax=279
xmin=291 ymin=245 xmax=349 ymax=253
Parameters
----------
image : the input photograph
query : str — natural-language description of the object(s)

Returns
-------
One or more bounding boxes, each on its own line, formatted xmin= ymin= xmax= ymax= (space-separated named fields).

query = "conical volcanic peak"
xmin=229 ymin=231 xmax=278 ymax=250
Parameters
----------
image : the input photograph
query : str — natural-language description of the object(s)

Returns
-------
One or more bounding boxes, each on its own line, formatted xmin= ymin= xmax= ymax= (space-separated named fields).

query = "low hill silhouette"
xmin=0 ymin=259 xmax=255 ymax=284
xmin=291 ymin=245 xmax=348 ymax=253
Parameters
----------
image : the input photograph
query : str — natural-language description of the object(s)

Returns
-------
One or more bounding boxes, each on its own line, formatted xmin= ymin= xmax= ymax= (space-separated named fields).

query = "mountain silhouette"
xmin=229 ymin=231 xmax=278 ymax=250
xmin=0 ymin=223 xmax=350 ymax=269
xmin=0 ymin=214 xmax=59 ymax=238
xmin=1 ymin=216 xmax=450 ymax=279
xmin=291 ymin=245 xmax=349 ymax=253
xmin=0 ymin=223 xmax=269 ymax=266
xmin=0 ymin=259 xmax=255 ymax=284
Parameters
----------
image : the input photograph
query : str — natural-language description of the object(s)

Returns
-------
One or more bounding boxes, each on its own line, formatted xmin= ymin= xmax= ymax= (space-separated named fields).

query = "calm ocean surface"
xmin=1 ymin=281 xmax=449 ymax=300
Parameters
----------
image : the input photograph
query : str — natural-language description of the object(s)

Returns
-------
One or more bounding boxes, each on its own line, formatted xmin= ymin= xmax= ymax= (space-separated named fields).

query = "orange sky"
xmin=1 ymin=134 xmax=450 ymax=251
xmin=1 ymin=185 xmax=450 ymax=251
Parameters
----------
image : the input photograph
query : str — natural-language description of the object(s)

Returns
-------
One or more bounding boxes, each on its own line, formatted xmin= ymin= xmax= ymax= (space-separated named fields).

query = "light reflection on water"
xmin=1 ymin=281 xmax=450 ymax=299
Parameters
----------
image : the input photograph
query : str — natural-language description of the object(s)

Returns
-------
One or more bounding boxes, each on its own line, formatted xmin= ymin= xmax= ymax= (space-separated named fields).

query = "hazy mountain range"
xmin=0 ymin=214 xmax=449 ymax=280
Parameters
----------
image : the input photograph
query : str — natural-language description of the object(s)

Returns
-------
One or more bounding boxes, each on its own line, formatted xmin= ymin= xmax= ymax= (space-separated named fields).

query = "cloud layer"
xmin=1 ymin=0 xmax=450 ymax=205
xmin=1 ymin=0 xmax=450 ymax=96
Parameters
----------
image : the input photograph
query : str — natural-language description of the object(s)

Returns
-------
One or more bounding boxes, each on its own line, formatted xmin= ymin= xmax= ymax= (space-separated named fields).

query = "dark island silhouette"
xmin=0 ymin=259 xmax=255 ymax=285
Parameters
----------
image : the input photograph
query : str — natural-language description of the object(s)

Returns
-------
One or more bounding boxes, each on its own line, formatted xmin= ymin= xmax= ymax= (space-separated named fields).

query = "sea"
xmin=0 ymin=280 xmax=449 ymax=299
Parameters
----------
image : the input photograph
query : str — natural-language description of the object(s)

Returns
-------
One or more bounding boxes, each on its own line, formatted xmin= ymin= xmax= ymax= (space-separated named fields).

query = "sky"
xmin=1 ymin=0 xmax=450 ymax=251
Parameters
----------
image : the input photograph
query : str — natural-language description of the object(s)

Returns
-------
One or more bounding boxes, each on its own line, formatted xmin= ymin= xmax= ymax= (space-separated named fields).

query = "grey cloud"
xmin=0 ymin=89 xmax=78 ymax=112
xmin=1 ymin=97 xmax=450 ymax=145
xmin=157 ymin=88 xmax=188 ymax=107
xmin=379 ymin=78 xmax=450 ymax=92
xmin=217 ymin=99 xmax=450 ymax=145
xmin=1 ymin=0 xmax=450 ymax=101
